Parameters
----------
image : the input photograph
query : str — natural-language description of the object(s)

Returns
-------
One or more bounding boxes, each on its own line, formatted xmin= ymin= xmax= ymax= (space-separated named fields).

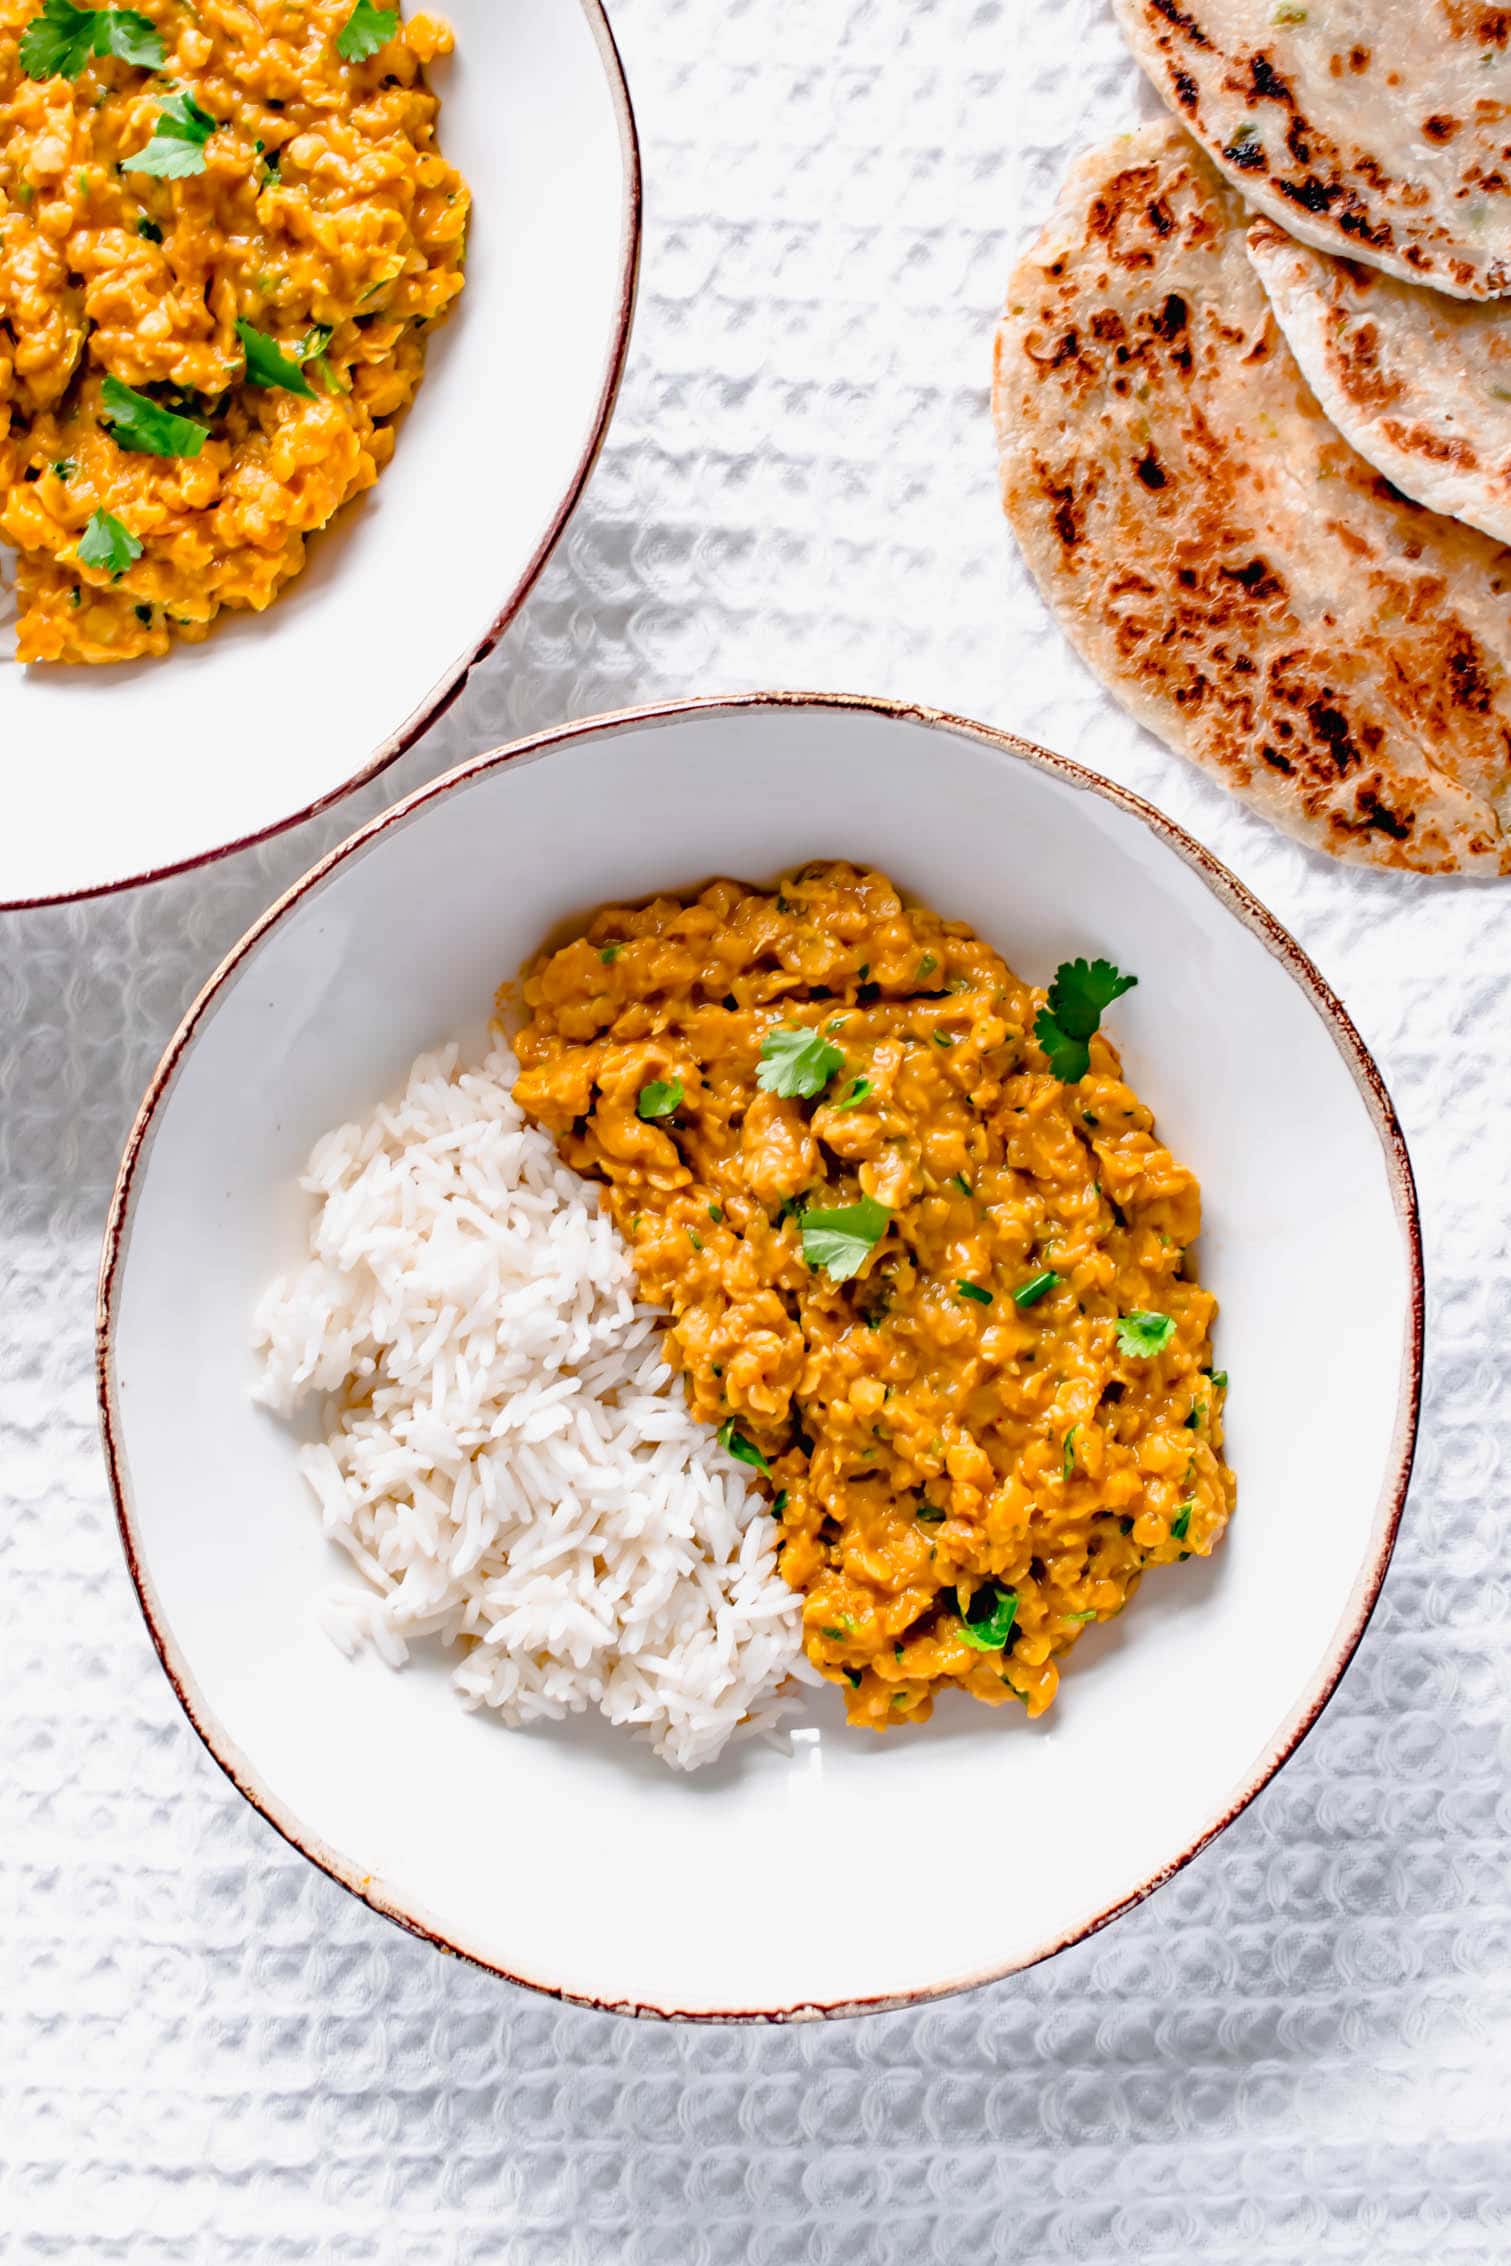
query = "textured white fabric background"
xmin=5 ymin=1 xmax=1511 ymax=2257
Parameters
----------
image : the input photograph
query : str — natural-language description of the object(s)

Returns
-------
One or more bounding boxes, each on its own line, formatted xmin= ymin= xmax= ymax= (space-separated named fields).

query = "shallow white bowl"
xmin=2 ymin=0 xmax=639 ymax=909
xmin=98 ymin=695 xmax=1422 ymax=2020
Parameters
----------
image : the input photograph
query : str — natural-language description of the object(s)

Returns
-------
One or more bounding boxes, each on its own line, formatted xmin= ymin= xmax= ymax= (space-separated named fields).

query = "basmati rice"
xmin=254 ymin=1043 xmax=812 ymax=1770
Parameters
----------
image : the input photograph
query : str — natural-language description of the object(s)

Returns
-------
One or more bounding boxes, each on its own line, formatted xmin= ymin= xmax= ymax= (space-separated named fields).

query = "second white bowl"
xmin=4 ymin=0 xmax=640 ymax=907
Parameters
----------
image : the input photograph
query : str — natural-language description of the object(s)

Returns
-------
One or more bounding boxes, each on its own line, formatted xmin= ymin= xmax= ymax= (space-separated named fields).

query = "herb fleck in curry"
xmin=513 ymin=863 xmax=1236 ymax=1727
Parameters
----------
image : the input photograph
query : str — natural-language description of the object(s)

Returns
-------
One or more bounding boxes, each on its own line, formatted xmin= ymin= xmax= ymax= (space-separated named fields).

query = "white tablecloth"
xmin=5 ymin=2 xmax=1509 ymax=2257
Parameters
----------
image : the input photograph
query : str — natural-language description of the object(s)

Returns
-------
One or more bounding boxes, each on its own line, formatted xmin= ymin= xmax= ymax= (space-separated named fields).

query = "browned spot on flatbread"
xmin=1114 ymin=0 xmax=1511 ymax=297
xmin=1246 ymin=209 xmax=1511 ymax=548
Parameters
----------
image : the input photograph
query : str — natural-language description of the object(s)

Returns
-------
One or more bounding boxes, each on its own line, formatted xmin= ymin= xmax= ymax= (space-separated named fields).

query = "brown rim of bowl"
xmin=96 ymin=690 xmax=1425 ymax=2022
xmin=3 ymin=0 xmax=642 ymax=914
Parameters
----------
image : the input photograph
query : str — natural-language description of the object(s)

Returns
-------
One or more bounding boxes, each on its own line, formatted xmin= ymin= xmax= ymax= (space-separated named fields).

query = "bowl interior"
xmin=1 ymin=0 xmax=636 ymax=907
xmin=104 ymin=701 xmax=1418 ymax=2017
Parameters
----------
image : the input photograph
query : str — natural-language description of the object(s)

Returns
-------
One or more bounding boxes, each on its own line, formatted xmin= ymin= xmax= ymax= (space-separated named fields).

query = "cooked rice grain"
xmin=254 ymin=1044 xmax=810 ymax=1770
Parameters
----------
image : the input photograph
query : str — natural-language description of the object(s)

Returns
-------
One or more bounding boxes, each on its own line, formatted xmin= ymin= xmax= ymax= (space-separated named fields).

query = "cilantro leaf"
xmin=236 ymin=319 xmax=316 ymax=398
xmin=99 ymin=375 xmax=208 ymax=456
xmin=957 ymin=1582 xmax=1018 ymax=1652
xmin=94 ymin=4 xmax=159 ymax=64
xmin=1171 ymin=1501 xmax=1193 ymax=1542
xmin=76 ymin=507 xmax=141 ymax=578
xmin=635 ymin=1077 xmax=682 ymax=1121
xmin=1035 ymin=957 xmax=1138 ymax=1083
xmin=717 ymin=1419 xmax=770 ymax=1476
xmin=336 ymin=1 xmax=397 ymax=61
xmin=799 ymin=1194 xmax=890 ymax=1282
xmin=123 ymin=91 xmax=216 ymax=178
xmin=834 ymin=1076 xmax=873 ymax=1111
xmin=1050 ymin=958 xmax=1140 ymax=1039
xmin=19 ymin=0 xmax=96 ymax=74
xmin=1012 ymin=1269 xmax=1059 ymax=1309
xmin=1116 ymin=1310 xmax=1176 ymax=1358
xmin=757 ymin=1024 xmax=845 ymax=1100
xmin=1034 ymin=1009 xmax=1092 ymax=1084
xmin=1062 ymin=1425 xmax=1078 ymax=1480
xmin=20 ymin=1 xmax=163 ymax=79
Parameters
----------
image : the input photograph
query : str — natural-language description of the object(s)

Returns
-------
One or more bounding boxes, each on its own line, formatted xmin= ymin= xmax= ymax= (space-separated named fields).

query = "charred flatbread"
xmin=1248 ymin=214 xmax=1511 ymax=548
xmin=1112 ymin=0 xmax=1511 ymax=301
xmin=993 ymin=122 xmax=1511 ymax=875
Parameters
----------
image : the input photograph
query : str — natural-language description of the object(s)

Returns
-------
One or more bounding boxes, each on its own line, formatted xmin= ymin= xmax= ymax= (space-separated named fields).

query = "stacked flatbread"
xmin=995 ymin=3 xmax=1511 ymax=873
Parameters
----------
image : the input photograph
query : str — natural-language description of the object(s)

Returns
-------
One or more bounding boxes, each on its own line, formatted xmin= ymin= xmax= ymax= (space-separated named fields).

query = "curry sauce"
xmin=0 ymin=0 xmax=467 ymax=661
xmin=513 ymin=864 xmax=1235 ymax=1728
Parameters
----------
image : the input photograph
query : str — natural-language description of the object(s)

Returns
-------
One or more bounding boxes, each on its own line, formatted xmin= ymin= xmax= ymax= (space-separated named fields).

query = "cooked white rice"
xmin=253 ymin=1042 xmax=811 ymax=1770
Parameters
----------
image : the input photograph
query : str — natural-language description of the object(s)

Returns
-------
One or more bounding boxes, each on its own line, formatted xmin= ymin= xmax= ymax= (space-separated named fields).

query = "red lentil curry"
xmin=0 ymin=0 xmax=467 ymax=662
xmin=513 ymin=864 xmax=1236 ymax=1729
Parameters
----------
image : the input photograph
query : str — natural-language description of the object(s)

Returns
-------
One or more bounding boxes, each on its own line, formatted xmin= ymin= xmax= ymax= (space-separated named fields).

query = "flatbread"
xmin=1112 ymin=0 xmax=1511 ymax=301
xmin=1247 ymin=214 xmax=1511 ymax=548
xmin=992 ymin=122 xmax=1511 ymax=875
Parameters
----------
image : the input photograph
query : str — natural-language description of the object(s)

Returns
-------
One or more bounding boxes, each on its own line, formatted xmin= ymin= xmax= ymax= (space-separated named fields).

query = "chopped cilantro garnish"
xmin=932 ymin=1029 xmax=953 ymax=1048
xmin=50 ymin=459 xmax=74 ymax=478
xmin=1062 ymin=1426 xmax=1078 ymax=1480
xmin=834 ymin=1076 xmax=873 ymax=1110
xmin=772 ymin=1490 xmax=788 ymax=1518
xmin=635 ymin=1077 xmax=682 ymax=1121
xmin=916 ymin=1503 xmax=946 ymax=1523
xmin=686 ymin=1229 xmax=703 ymax=1252
xmin=1064 ymin=1609 xmax=1098 ymax=1625
xmin=235 ymin=319 xmax=316 ymax=398
xmin=957 ymin=1281 xmax=992 ymax=1306
xmin=916 ymin=953 xmax=938 ymax=981
xmin=76 ymin=507 xmax=141 ymax=578
xmin=717 ymin=1419 xmax=770 ymax=1476
xmin=1116 ymin=1310 xmax=1176 ymax=1358
xmin=123 ymin=91 xmax=216 ymax=178
xmin=336 ymin=1 xmax=397 ymax=61
xmin=951 ymin=1173 xmax=971 ymax=1196
xmin=1210 ymin=1369 xmax=1228 ymax=1390
xmin=598 ymin=943 xmax=620 ymax=964
xmin=1035 ymin=957 xmax=1138 ymax=1083
xmin=1171 ymin=1501 xmax=1193 ymax=1542
xmin=134 ymin=214 xmax=163 ymax=242
xmin=100 ymin=376 xmax=207 ymax=457
xmin=799 ymin=1195 xmax=890 ymax=1282
xmin=707 ymin=1204 xmax=723 ymax=1223
xmin=20 ymin=0 xmax=163 ymax=79
xmin=757 ymin=1024 xmax=845 ymax=1100
xmin=1012 ymin=1269 xmax=1060 ymax=1309
xmin=957 ymin=1582 xmax=1018 ymax=1652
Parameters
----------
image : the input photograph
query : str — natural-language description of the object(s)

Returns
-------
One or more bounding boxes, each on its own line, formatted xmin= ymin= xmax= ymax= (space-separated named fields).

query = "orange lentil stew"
xmin=512 ymin=864 xmax=1236 ymax=1730
xmin=0 ymin=0 xmax=468 ymax=662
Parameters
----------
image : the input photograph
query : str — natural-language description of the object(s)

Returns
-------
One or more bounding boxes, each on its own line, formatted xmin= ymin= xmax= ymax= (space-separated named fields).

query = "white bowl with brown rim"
xmin=97 ymin=693 xmax=1422 ymax=2019
xmin=2 ymin=0 xmax=640 ymax=909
